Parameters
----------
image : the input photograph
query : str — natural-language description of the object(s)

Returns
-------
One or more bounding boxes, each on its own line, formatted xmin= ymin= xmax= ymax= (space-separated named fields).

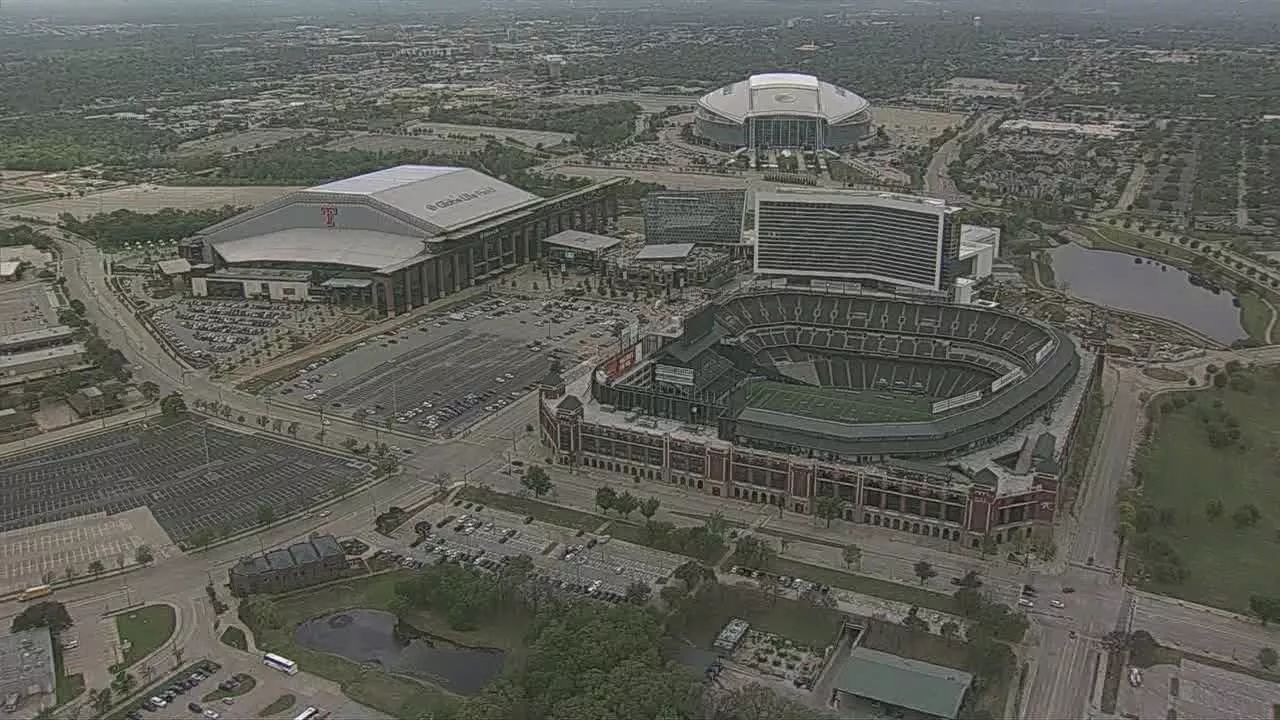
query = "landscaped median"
xmin=113 ymin=604 xmax=176 ymax=669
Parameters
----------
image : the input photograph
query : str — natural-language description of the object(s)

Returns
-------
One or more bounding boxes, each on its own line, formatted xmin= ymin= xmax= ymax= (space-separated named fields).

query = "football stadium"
xmin=538 ymin=289 xmax=1099 ymax=547
xmin=694 ymin=72 xmax=873 ymax=150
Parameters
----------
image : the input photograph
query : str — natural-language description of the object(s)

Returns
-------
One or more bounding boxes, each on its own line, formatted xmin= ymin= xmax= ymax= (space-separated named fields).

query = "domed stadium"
xmin=591 ymin=290 xmax=1080 ymax=459
xmin=694 ymin=72 xmax=872 ymax=150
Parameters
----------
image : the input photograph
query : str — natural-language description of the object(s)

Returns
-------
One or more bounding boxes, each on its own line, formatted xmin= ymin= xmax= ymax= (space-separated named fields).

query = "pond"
xmin=294 ymin=609 xmax=505 ymax=696
xmin=1048 ymin=243 xmax=1247 ymax=344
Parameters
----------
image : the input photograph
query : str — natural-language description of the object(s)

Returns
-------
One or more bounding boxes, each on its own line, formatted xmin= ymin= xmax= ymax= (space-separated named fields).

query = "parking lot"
xmin=0 ymin=507 xmax=172 ymax=593
xmin=0 ymin=280 xmax=60 ymax=336
xmin=378 ymin=502 xmax=685 ymax=599
xmin=0 ymin=419 xmax=370 ymax=542
xmin=149 ymin=298 xmax=351 ymax=371
xmin=260 ymin=296 xmax=635 ymax=436
xmin=119 ymin=659 xmax=387 ymax=720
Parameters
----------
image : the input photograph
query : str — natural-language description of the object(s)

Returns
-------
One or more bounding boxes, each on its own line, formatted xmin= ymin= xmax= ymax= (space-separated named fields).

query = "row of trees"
xmin=58 ymin=206 xmax=243 ymax=251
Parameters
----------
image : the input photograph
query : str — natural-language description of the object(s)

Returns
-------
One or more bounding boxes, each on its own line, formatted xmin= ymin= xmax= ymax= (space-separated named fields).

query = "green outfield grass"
xmin=744 ymin=382 xmax=935 ymax=424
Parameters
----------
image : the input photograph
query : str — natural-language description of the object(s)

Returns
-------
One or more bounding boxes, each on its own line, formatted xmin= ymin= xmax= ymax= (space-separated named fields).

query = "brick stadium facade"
xmin=536 ymin=308 xmax=1103 ymax=549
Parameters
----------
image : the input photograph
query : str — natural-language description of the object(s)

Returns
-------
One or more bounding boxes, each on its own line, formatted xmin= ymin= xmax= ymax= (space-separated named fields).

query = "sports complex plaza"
xmin=539 ymin=289 xmax=1101 ymax=548
xmin=178 ymin=165 xmax=623 ymax=315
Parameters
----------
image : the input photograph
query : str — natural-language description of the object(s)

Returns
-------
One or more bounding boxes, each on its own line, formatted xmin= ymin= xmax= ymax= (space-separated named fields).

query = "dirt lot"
xmin=873 ymin=106 xmax=968 ymax=147
xmin=14 ymin=185 xmax=300 ymax=220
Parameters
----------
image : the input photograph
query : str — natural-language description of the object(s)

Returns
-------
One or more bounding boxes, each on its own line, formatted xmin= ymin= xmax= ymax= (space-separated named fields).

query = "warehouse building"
xmin=188 ymin=165 xmax=624 ymax=315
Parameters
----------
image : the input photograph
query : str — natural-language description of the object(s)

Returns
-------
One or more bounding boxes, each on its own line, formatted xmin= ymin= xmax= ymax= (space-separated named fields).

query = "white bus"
xmin=292 ymin=707 xmax=320 ymax=720
xmin=263 ymin=653 xmax=298 ymax=675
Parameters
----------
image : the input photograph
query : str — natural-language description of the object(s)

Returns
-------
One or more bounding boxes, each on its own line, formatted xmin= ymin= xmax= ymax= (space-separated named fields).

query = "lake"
xmin=1048 ymin=243 xmax=1247 ymax=344
xmin=294 ymin=609 xmax=505 ymax=695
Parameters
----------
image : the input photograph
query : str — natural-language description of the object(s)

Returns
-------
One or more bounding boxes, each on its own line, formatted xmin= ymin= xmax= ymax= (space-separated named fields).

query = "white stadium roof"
xmin=198 ymin=165 xmax=548 ymax=272
xmin=303 ymin=165 xmax=543 ymax=233
xmin=697 ymin=72 xmax=870 ymax=125
xmin=211 ymin=229 xmax=429 ymax=270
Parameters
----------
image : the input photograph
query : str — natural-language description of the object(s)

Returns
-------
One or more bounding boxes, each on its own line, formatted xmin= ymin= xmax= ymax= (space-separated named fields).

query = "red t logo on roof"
xmin=321 ymin=205 xmax=338 ymax=228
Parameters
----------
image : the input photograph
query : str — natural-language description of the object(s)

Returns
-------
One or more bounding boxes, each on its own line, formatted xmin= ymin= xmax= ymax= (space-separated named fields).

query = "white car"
xmin=150 ymin=697 xmax=168 ymax=708
xmin=1017 ymin=598 xmax=1034 ymax=608
xmin=203 ymin=710 xmax=221 ymax=720
xmin=1049 ymin=599 xmax=1065 ymax=609
xmin=304 ymin=394 xmax=318 ymax=401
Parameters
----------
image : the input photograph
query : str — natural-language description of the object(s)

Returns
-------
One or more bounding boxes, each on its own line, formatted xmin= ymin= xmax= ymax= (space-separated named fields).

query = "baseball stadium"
xmin=595 ymin=290 xmax=1079 ymax=458
xmin=694 ymin=72 xmax=873 ymax=150
xmin=539 ymin=289 xmax=1096 ymax=545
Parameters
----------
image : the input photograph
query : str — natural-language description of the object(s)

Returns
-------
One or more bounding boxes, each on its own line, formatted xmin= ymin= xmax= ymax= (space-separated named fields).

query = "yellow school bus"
xmin=18 ymin=585 xmax=52 ymax=602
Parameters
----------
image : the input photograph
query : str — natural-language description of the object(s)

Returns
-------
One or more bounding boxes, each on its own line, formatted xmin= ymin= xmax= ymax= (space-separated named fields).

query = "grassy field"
xmin=252 ymin=571 xmax=527 ymax=719
xmin=220 ymin=626 xmax=248 ymax=651
xmin=115 ymin=604 xmax=176 ymax=667
xmin=52 ymin=644 xmax=85 ymax=706
xmin=456 ymin=486 xmax=608 ymax=532
xmin=727 ymin=551 xmax=957 ymax=614
xmin=1133 ymin=369 xmax=1280 ymax=611
xmin=745 ymin=382 xmax=934 ymax=424
xmin=257 ymin=694 xmax=297 ymax=718
xmin=1238 ymin=292 xmax=1274 ymax=344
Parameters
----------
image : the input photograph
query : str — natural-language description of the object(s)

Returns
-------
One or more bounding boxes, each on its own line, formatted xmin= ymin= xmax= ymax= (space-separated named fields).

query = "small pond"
xmin=294 ymin=609 xmax=505 ymax=696
xmin=1048 ymin=243 xmax=1248 ymax=344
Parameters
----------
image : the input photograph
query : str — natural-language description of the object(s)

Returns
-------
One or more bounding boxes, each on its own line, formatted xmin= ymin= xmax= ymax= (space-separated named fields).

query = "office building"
xmin=753 ymin=188 xmax=960 ymax=293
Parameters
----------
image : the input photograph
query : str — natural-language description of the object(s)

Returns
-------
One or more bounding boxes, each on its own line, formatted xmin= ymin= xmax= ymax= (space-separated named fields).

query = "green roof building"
xmin=832 ymin=647 xmax=974 ymax=720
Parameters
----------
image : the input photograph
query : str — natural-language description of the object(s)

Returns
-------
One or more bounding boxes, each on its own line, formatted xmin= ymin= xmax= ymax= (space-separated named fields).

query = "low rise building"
xmin=0 ymin=627 xmax=56 ymax=714
xmin=228 ymin=534 xmax=348 ymax=596
xmin=831 ymin=647 xmax=973 ymax=720
xmin=0 ymin=344 xmax=91 ymax=387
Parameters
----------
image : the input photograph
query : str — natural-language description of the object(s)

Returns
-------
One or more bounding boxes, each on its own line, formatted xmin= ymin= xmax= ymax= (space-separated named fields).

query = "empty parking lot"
xmin=262 ymin=297 xmax=630 ymax=436
xmin=0 ymin=419 xmax=370 ymax=541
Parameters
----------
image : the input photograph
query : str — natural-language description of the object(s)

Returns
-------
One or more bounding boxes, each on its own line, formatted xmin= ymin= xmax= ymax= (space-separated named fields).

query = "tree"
xmin=11 ymin=601 xmax=74 ymax=634
xmin=979 ymin=533 xmax=997 ymax=557
xmin=111 ymin=671 xmax=136 ymax=697
xmin=1260 ymin=647 xmax=1278 ymax=669
xmin=734 ymin=535 xmax=774 ymax=570
xmin=612 ymin=491 xmax=639 ymax=519
xmin=595 ymin=486 xmax=617 ymax=514
xmin=704 ymin=683 xmax=830 ymax=720
xmin=520 ymin=465 xmax=553 ymax=497
xmin=134 ymin=545 xmax=154 ymax=565
xmin=159 ymin=392 xmax=187 ymax=418
xmin=1233 ymin=504 xmax=1262 ymax=528
xmin=256 ymin=503 xmax=276 ymax=525
xmin=815 ymin=495 xmax=843 ymax=527
xmin=172 ymin=645 xmax=184 ymax=669
xmin=1249 ymin=595 xmax=1280 ymax=625
xmin=88 ymin=559 xmax=105 ymax=577
xmin=638 ymin=496 xmax=660 ymax=523
xmin=624 ymin=581 xmax=652 ymax=604
xmin=914 ymin=560 xmax=937 ymax=585
xmin=89 ymin=687 xmax=113 ymax=714
xmin=704 ymin=511 xmax=728 ymax=538
xmin=957 ymin=570 xmax=984 ymax=588
xmin=841 ymin=544 xmax=862 ymax=570
xmin=139 ymin=381 xmax=160 ymax=401
xmin=941 ymin=621 xmax=960 ymax=640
